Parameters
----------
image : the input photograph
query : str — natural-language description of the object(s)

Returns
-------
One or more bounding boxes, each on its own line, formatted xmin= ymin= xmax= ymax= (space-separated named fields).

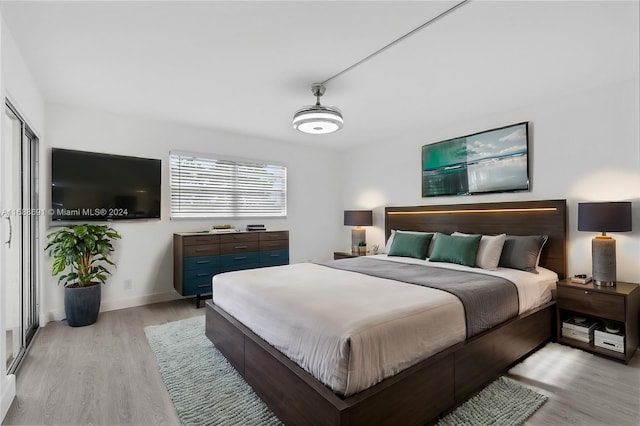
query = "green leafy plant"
xmin=358 ymin=241 xmax=367 ymax=247
xmin=45 ymin=224 xmax=121 ymax=287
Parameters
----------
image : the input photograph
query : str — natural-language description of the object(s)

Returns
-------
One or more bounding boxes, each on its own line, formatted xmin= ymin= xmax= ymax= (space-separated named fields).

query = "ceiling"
xmin=1 ymin=1 xmax=638 ymax=150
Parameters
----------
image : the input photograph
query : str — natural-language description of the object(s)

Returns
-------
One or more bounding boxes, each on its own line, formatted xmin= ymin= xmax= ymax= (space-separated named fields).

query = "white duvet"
xmin=211 ymin=255 xmax=556 ymax=397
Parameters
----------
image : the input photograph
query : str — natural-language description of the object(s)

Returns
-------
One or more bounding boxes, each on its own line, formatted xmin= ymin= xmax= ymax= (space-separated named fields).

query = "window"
xmin=170 ymin=152 xmax=287 ymax=219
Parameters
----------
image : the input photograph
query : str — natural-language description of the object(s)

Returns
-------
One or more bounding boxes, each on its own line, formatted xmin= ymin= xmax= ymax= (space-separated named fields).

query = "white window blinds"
xmin=170 ymin=152 xmax=287 ymax=219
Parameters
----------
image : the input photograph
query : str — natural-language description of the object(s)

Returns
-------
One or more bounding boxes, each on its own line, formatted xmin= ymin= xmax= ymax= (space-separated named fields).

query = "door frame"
xmin=3 ymin=99 xmax=40 ymax=375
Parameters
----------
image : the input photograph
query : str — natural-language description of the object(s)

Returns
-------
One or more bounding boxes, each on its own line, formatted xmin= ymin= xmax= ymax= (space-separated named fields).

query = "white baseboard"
xmin=1 ymin=375 xmax=16 ymax=423
xmin=41 ymin=291 xmax=184 ymax=326
xmin=100 ymin=291 xmax=183 ymax=312
xmin=40 ymin=310 xmax=64 ymax=326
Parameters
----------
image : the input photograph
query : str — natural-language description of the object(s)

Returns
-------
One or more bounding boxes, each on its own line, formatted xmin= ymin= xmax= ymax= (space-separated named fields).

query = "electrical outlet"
xmin=124 ymin=279 xmax=132 ymax=290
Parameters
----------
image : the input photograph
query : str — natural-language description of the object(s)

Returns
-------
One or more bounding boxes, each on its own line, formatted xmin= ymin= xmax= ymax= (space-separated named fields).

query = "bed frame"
xmin=205 ymin=199 xmax=566 ymax=425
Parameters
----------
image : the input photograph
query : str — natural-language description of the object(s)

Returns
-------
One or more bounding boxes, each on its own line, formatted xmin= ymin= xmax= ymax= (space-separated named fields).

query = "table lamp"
xmin=344 ymin=210 xmax=373 ymax=253
xmin=578 ymin=202 xmax=632 ymax=286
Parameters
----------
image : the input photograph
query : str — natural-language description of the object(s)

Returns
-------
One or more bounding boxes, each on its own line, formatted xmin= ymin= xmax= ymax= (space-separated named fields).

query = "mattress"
xmin=211 ymin=255 xmax=556 ymax=397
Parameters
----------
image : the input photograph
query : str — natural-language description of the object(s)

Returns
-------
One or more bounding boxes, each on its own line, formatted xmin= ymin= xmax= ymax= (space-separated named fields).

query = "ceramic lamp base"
xmin=592 ymin=236 xmax=616 ymax=286
xmin=351 ymin=227 xmax=366 ymax=252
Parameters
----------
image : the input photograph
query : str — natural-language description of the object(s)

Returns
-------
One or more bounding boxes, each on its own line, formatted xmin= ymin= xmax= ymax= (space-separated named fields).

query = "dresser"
xmin=173 ymin=230 xmax=289 ymax=307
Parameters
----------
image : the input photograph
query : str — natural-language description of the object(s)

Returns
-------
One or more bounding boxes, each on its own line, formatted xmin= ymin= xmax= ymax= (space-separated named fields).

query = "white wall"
xmin=339 ymin=78 xmax=640 ymax=283
xmin=0 ymin=15 xmax=45 ymax=422
xmin=42 ymin=104 xmax=342 ymax=323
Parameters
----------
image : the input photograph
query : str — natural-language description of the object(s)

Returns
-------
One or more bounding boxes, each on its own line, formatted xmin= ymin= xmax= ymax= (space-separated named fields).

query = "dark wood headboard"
xmin=385 ymin=199 xmax=567 ymax=279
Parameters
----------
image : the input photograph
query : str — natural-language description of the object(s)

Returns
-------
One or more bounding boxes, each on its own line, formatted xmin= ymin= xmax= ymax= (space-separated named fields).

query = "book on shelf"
xmin=562 ymin=316 xmax=598 ymax=333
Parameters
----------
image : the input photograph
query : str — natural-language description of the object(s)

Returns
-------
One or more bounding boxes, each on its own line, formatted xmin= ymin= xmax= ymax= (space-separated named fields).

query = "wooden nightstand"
xmin=333 ymin=251 xmax=369 ymax=260
xmin=556 ymin=279 xmax=639 ymax=363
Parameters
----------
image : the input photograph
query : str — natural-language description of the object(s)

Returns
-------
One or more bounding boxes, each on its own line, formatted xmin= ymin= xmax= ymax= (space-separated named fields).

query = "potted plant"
xmin=45 ymin=224 xmax=121 ymax=327
xmin=357 ymin=241 xmax=367 ymax=255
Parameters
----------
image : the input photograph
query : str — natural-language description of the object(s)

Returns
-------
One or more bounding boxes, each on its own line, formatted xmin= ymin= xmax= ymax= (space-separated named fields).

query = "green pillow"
xmin=388 ymin=232 xmax=433 ymax=259
xmin=429 ymin=233 xmax=482 ymax=267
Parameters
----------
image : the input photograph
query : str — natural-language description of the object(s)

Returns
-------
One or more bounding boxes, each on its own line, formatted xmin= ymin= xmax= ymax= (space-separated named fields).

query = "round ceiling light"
xmin=293 ymin=105 xmax=343 ymax=134
xmin=293 ymin=83 xmax=343 ymax=134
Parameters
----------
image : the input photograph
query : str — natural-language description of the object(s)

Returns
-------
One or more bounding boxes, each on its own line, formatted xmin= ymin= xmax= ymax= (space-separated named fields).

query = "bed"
xmin=205 ymin=199 xmax=567 ymax=425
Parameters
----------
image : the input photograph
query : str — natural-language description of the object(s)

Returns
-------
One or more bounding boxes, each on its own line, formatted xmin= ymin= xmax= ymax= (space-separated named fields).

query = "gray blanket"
xmin=324 ymin=257 xmax=519 ymax=338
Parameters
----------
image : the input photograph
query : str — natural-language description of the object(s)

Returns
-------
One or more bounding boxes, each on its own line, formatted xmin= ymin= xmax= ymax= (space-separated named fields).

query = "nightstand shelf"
xmin=333 ymin=251 xmax=369 ymax=260
xmin=556 ymin=280 xmax=639 ymax=363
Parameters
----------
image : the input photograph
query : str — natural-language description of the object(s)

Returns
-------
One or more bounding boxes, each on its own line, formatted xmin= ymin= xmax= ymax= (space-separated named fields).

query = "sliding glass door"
xmin=3 ymin=101 xmax=39 ymax=374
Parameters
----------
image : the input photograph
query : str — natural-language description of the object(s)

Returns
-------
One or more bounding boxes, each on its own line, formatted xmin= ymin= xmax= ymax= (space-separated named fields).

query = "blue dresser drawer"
xmin=182 ymin=270 xmax=215 ymax=296
xmin=183 ymin=255 xmax=220 ymax=271
xmin=260 ymin=249 xmax=289 ymax=267
xmin=220 ymin=252 xmax=261 ymax=272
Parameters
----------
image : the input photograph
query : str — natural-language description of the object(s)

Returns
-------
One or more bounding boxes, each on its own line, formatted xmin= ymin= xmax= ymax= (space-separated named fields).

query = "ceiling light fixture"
xmin=293 ymin=83 xmax=343 ymax=135
xmin=292 ymin=0 xmax=471 ymax=135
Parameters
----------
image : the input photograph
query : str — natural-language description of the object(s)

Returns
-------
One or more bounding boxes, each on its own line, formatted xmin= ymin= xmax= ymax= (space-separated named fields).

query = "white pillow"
xmin=452 ymin=232 xmax=506 ymax=270
xmin=386 ymin=230 xmax=438 ymax=257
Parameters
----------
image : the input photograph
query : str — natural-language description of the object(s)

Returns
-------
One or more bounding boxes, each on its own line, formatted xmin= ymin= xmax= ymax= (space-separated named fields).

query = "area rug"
xmin=145 ymin=316 xmax=547 ymax=426
xmin=435 ymin=376 xmax=547 ymax=426
xmin=144 ymin=316 xmax=282 ymax=426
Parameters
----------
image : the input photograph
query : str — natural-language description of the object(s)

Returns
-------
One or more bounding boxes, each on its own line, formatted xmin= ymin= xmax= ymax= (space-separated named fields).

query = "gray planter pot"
xmin=64 ymin=283 xmax=101 ymax=327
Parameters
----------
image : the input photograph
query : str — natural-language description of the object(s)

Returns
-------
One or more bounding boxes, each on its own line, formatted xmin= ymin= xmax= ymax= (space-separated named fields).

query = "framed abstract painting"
xmin=422 ymin=122 xmax=530 ymax=197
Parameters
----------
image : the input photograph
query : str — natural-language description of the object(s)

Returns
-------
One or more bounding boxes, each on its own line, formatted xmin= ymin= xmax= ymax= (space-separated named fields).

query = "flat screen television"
xmin=51 ymin=148 xmax=161 ymax=221
xmin=422 ymin=122 xmax=530 ymax=197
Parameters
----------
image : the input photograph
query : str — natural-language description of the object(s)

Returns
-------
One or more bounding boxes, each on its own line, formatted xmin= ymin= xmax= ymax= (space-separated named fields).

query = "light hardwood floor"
xmin=511 ymin=342 xmax=640 ymax=426
xmin=3 ymin=299 xmax=639 ymax=425
xmin=3 ymin=298 xmax=201 ymax=426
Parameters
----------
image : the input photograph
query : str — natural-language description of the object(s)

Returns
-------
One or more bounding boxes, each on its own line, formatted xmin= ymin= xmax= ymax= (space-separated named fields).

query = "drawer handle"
xmin=235 ymin=245 xmax=248 ymax=249
xmin=234 ymin=256 xmax=247 ymax=260
xmin=196 ymin=284 xmax=209 ymax=288
xmin=197 ymin=273 xmax=208 ymax=277
xmin=585 ymin=291 xmax=590 ymax=295
xmin=270 ymin=254 xmax=280 ymax=258
xmin=195 ymin=248 xmax=209 ymax=252
xmin=196 ymin=261 xmax=209 ymax=264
